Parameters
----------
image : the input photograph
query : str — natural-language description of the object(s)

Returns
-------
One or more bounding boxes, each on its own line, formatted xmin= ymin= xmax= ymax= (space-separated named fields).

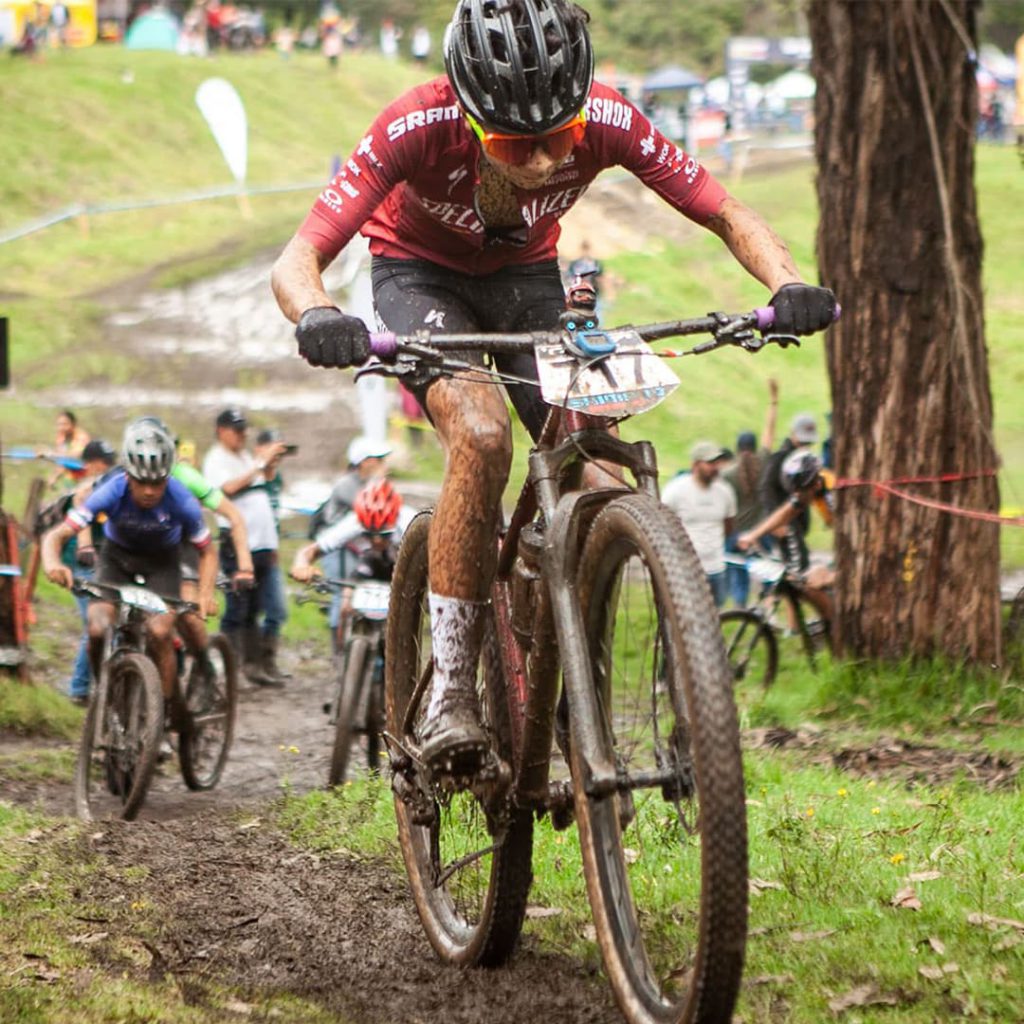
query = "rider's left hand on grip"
xmin=768 ymin=284 xmax=838 ymax=335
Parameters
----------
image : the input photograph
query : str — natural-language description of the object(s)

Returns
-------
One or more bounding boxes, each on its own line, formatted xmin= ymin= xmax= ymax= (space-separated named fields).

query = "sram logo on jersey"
xmin=584 ymin=97 xmax=634 ymax=131
xmin=387 ymin=104 xmax=461 ymax=141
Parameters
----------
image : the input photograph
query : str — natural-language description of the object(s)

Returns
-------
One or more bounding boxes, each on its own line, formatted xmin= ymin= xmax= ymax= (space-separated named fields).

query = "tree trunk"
xmin=808 ymin=0 xmax=1001 ymax=662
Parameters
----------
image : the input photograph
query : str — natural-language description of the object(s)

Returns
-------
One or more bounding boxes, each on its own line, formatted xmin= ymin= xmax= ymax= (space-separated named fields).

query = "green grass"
xmin=0 ymin=680 xmax=82 ymax=740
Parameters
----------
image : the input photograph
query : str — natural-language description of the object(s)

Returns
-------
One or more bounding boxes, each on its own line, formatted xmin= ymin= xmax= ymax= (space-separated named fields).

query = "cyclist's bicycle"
xmin=297 ymin=577 xmax=389 ymax=785
xmin=71 ymin=577 xmax=237 ymax=820
xmin=719 ymin=552 xmax=830 ymax=693
xmin=357 ymin=305 xmax=820 ymax=1024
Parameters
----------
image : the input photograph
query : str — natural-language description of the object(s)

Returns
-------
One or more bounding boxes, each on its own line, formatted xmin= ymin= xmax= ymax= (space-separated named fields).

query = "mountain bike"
xmin=71 ymin=578 xmax=237 ymax=820
xmin=358 ymin=305 xmax=820 ymax=1024
xmin=297 ymin=577 xmax=389 ymax=785
xmin=719 ymin=552 xmax=830 ymax=694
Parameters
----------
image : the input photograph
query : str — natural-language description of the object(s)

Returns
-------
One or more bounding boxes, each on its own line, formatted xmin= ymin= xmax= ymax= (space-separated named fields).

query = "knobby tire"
xmin=718 ymin=609 xmax=778 ymax=691
xmin=73 ymin=652 xmax=163 ymax=821
xmin=179 ymin=633 xmax=238 ymax=791
xmin=328 ymin=635 xmax=371 ymax=787
xmin=386 ymin=511 xmax=534 ymax=967
xmin=571 ymin=494 xmax=747 ymax=1024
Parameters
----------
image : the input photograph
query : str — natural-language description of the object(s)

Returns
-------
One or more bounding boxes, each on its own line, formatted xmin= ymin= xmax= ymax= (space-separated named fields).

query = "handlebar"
xmin=71 ymin=577 xmax=198 ymax=614
xmin=364 ymin=304 xmax=840 ymax=361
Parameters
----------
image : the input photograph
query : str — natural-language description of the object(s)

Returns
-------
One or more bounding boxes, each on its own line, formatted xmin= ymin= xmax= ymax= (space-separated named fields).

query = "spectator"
xmin=722 ymin=378 xmax=778 ymax=605
xmin=253 ymin=427 xmax=293 ymax=681
xmin=322 ymin=25 xmax=341 ymax=69
xmin=50 ymin=0 xmax=69 ymax=46
xmin=379 ymin=16 xmax=399 ymax=58
xmin=661 ymin=441 xmax=737 ymax=607
xmin=53 ymin=409 xmax=90 ymax=459
xmin=410 ymin=24 xmax=430 ymax=63
xmin=61 ymin=439 xmax=118 ymax=704
xmin=201 ymin=408 xmax=289 ymax=686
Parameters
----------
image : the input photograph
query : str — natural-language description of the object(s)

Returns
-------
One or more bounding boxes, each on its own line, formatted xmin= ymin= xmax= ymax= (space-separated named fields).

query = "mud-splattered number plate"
xmin=535 ymin=329 xmax=680 ymax=416
xmin=118 ymin=586 xmax=168 ymax=614
xmin=352 ymin=583 xmax=390 ymax=619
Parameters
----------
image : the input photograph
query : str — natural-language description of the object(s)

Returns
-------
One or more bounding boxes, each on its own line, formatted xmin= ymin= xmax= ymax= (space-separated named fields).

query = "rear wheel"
xmin=386 ymin=511 xmax=534 ymax=967
xmin=328 ymin=635 xmax=371 ymax=787
xmin=73 ymin=652 xmax=164 ymax=821
xmin=179 ymin=634 xmax=238 ymax=791
xmin=719 ymin=609 xmax=778 ymax=693
xmin=572 ymin=495 xmax=747 ymax=1024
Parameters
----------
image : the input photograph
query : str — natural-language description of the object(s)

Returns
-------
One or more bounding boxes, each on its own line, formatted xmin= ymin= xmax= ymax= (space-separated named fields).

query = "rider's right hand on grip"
xmin=767 ymin=284 xmax=838 ymax=335
xmin=296 ymin=306 xmax=371 ymax=368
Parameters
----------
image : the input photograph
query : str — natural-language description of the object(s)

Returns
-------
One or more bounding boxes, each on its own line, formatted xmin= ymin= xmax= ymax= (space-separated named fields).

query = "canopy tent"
xmin=124 ymin=8 xmax=179 ymax=50
xmin=764 ymin=69 xmax=816 ymax=101
xmin=642 ymin=64 xmax=704 ymax=92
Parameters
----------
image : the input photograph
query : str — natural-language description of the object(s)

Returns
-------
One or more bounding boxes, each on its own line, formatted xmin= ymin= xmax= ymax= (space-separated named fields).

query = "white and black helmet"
xmin=780 ymin=449 xmax=822 ymax=493
xmin=122 ymin=417 xmax=175 ymax=482
xmin=444 ymin=0 xmax=594 ymax=134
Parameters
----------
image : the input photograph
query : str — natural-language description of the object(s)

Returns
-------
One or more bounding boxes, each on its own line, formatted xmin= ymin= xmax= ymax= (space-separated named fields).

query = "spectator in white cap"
xmin=661 ymin=441 xmax=737 ymax=607
xmin=307 ymin=434 xmax=392 ymax=649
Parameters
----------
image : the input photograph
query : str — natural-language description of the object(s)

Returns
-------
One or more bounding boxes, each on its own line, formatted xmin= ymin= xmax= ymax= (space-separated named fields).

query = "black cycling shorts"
xmin=96 ymin=540 xmax=181 ymax=601
xmin=371 ymin=256 xmax=567 ymax=442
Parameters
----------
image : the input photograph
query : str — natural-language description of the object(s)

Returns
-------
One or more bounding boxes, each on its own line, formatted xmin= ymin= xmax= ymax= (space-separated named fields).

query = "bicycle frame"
xmin=490 ymin=405 xmax=661 ymax=812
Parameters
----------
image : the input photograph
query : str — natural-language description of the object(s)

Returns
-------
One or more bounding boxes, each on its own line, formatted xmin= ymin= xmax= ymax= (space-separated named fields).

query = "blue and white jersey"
xmin=66 ymin=470 xmax=210 ymax=553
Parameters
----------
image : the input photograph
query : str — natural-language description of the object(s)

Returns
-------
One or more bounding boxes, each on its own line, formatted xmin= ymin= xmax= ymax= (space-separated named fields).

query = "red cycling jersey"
xmin=299 ymin=76 xmax=728 ymax=277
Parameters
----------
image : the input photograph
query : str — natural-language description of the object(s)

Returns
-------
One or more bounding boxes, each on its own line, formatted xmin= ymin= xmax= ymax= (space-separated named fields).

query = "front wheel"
xmin=179 ymin=634 xmax=238 ymax=791
xmin=719 ymin=609 xmax=778 ymax=693
xmin=572 ymin=495 xmax=747 ymax=1024
xmin=386 ymin=510 xmax=534 ymax=967
xmin=328 ymin=635 xmax=371 ymax=787
xmin=73 ymin=652 xmax=164 ymax=821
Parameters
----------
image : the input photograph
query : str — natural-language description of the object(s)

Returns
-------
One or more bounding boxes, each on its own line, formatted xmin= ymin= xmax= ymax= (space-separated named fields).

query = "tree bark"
xmin=808 ymin=0 xmax=1000 ymax=662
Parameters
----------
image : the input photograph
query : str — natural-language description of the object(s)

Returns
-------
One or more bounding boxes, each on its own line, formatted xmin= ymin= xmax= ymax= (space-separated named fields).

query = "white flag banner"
xmin=195 ymin=78 xmax=248 ymax=184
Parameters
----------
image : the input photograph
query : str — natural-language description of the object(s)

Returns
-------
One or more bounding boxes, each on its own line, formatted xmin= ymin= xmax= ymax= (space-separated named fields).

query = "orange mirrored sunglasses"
xmin=465 ymin=111 xmax=587 ymax=166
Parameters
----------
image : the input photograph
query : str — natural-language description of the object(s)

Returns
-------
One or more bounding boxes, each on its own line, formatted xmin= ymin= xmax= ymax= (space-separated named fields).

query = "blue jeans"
xmin=69 ymin=584 xmax=92 ymax=699
xmin=706 ymin=571 xmax=728 ymax=609
xmin=261 ymin=563 xmax=289 ymax=638
xmin=725 ymin=533 xmax=749 ymax=607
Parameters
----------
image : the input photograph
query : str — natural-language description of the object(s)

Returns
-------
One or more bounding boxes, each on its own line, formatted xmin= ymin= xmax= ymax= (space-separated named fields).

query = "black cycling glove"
xmin=296 ymin=306 xmax=371 ymax=368
xmin=769 ymin=284 xmax=837 ymax=335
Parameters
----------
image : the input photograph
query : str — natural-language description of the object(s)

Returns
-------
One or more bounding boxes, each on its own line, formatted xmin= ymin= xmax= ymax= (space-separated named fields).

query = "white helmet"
xmin=122 ymin=417 xmax=175 ymax=482
xmin=346 ymin=435 xmax=392 ymax=467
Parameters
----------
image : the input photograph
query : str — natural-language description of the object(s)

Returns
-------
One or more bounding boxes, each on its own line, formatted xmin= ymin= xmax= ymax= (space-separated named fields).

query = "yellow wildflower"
xmin=889 ymin=852 xmax=905 ymax=865
xmin=871 ymin=807 xmax=881 ymax=815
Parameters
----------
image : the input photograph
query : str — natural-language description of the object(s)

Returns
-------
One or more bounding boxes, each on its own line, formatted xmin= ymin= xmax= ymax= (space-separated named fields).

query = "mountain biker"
xmin=737 ymin=448 xmax=835 ymax=622
xmin=270 ymin=0 xmax=837 ymax=775
xmin=41 ymin=419 xmax=219 ymax=705
xmin=291 ymin=479 xmax=415 ymax=581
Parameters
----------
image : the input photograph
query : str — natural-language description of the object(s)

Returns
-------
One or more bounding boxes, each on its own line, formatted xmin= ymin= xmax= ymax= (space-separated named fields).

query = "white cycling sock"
xmin=426 ymin=592 xmax=488 ymax=719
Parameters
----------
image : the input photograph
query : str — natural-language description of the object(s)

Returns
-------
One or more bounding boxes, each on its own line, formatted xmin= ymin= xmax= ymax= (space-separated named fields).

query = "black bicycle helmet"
xmin=780 ymin=449 xmax=822 ymax=493
xmin=444 ymin=0 xmax=594 ymax=134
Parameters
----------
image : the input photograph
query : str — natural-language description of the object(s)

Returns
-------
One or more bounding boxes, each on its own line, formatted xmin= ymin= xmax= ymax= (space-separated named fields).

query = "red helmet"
xmin=354 ymin=479 xmax=402 ymax=534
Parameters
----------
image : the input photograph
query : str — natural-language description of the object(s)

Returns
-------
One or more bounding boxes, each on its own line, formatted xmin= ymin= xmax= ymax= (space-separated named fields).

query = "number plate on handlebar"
xmin=118 ymin=585 xmax=169 ymax=614
xmin=535 ymin=328 xmax=679 ymax=417
xmin=351 ymin=583 xmax=390 ymax=619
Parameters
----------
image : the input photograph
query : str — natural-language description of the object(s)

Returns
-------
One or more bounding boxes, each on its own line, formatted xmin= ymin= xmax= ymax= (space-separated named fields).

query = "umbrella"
xmin=124 ymin=9 xmax=181 ymax=51
xmin=642 ymin=64 xmax=704 ymax=92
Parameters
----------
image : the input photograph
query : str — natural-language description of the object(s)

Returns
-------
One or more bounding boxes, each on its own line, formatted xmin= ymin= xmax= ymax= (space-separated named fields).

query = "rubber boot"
xmin=260 ymin=633 xmax=290 ymax=688
xmin=242 ymin=627 xmax=275 ymax=686
xmin=418 ymin=594 xmax=489 ymax=776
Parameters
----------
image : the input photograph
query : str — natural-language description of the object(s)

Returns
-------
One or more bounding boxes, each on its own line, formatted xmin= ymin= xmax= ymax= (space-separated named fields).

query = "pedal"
xmin=391 ymin=769 xmax=436 ymax=828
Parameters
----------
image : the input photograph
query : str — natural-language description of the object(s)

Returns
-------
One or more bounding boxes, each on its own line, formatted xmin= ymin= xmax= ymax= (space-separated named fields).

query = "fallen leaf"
xmin=891 ymin=886 xmax=922 ymax=911
xmin=927 ymin=936 xmax=946 ymax=955
xmin=828 ymin=983 xmax=899 ymax=1014
xmin=994 ymin=934 xmax=1021 ymax=952
xmin=69 ymin=932 xmax=108 ymax=946
xmin=225 ymin=1000 xmax=253 ymax=1015
xmin=22 ymin=829 xmax=45 ymax=844
xmin=942 ymin=962 xmax=960 ymax=974
xmin=525 ymin=906 xmax=562 ymax=919
xmin=908 ymin=870 xmax=942 ymax=883
xmin=967 ymin=912 xmax=1024 ymax=932
xmin=623 ymin=847 xmax=640 ymax=864
xmin=237 ymin=819 xmax=262 ymax=831
xmin=790 ymin=929 xmax=835 ymax=943
xmin=747 ymin=973 xmax=795 ymax=987
xmin=918 ymin=966 xmax=944 ymax=981
xmin=749 ymin=878 xmax=784 ymax=894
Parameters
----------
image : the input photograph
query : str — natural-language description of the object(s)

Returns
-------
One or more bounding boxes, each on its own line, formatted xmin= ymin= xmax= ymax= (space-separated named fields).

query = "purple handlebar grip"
xmin=754 ymin=302 xmax=842 ymax=332
xmin=369 ymin=331 xmax=398 ymax=360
